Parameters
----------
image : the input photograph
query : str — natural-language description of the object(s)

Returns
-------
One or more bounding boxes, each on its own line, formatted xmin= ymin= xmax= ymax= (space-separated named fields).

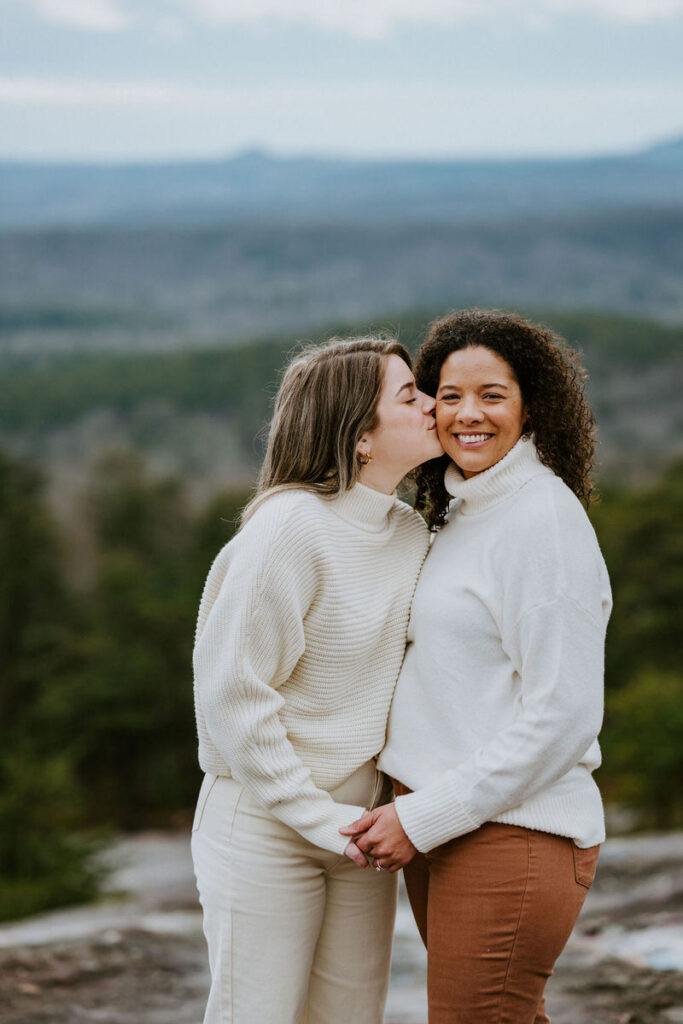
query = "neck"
xmin=444 ymin=437 xmax=552 ymax=515
xmin=331 ymin=478 xmax=397 ymax=532
xmin=357 ymin=464 xmax=403 ymax=496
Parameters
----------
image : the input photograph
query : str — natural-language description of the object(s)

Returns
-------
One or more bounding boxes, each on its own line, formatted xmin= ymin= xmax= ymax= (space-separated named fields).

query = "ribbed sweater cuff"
xmin=306 ymin=802 xmax=368 ymax=857
xmin=394 ymin=783 xmax=480 ymax=853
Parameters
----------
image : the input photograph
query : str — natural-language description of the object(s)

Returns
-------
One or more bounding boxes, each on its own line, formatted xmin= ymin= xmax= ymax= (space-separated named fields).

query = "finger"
xmin=353 ymin=823 xmax=383 ymax=849
xmin=373 ymin=858 xmax=400 ymax=874
xmin=354 ymin=834 xmax=375 ymax=854
xmin=339 ymin=811 xmax=375 ymax=835
xmin=344 ymin=841 xmax=368 ymax=868
xmin=371 ymin=846 xmax=392 ymax=858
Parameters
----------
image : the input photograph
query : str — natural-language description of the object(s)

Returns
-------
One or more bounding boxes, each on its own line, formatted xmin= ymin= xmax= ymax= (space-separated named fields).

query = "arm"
xmin=194 ymin=507 xmax=367 ymax=855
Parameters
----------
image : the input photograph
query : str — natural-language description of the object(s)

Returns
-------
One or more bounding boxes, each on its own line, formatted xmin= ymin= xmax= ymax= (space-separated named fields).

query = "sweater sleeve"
xmin=193 ymin=504 xmax=366 ymax=854
xmin=394 ymin=595 xmax=606 ymax=852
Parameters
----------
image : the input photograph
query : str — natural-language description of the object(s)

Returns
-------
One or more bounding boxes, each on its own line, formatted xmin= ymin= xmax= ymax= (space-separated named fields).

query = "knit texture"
xmin=193 ymin=483 xmax=429 ymax=855
xmin=378 ymin=438 xmax=612 ymax=853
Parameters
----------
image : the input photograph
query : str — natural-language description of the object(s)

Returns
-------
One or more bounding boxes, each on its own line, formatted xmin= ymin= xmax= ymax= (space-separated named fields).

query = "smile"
xmin=454 ymin=433 xmax=493 ymax=447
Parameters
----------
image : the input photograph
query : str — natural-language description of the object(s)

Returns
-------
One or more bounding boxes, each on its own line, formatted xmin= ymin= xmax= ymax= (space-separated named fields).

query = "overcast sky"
xmin=1 ymin=0 xmax=682 ymax=161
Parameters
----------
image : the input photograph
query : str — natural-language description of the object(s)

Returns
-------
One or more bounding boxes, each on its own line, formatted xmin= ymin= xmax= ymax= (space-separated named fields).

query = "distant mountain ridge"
xmin=1 ymin=134 xmax=682 ymax=228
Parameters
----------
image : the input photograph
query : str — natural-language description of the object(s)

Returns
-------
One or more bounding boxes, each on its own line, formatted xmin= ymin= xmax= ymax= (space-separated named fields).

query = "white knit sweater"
xmin=378 ymin=438 xmax=612 ymax=852
xmin=193 ymin=483 xmax=429 ymax=855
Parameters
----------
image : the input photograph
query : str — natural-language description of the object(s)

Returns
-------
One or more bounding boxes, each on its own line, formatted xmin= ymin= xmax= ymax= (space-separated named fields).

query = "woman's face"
xmin=360 ymin=354 xmax=442 ymax=483
xmin=436 ymin=346 xmax=526 ymax=479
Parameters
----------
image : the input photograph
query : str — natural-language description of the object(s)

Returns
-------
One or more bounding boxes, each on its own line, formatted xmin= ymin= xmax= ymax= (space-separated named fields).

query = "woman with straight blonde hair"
xmin=191 ymin=336 xmax=443 ymax=1024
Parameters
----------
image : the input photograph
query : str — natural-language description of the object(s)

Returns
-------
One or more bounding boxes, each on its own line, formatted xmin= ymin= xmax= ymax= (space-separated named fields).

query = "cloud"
xmin=177 ymin=0 xmax=683 ymax=36
xmin=17 ymin=0 xmax=683 ymax=38
xmin=25 ymin=0 xmax=129 ymax=32
xmin=0 ymin=77 xmax=218 ymax=107
xmin=0 ymin=76 xmax=408 ymax=111
xmin=543 ymin=0 xmax=683 ymax=20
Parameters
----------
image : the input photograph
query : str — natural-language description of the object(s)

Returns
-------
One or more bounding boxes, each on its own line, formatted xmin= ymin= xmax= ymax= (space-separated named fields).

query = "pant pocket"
xmin=192 ymin=774 xmax=218 ymax=832
xmin=572 ymin=842 xmax=600 ymax=888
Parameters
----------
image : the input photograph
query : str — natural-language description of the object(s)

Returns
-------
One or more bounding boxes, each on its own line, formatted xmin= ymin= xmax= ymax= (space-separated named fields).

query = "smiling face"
xmin=358 ymin=353 xmax=443 ymax=491
xmin=436 ymin=346 xmax=527 ymax=478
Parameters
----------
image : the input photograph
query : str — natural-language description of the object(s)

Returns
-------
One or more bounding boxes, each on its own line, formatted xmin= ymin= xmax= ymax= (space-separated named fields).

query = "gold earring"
xmin=358 ymin=450 xmax=372 ymax=465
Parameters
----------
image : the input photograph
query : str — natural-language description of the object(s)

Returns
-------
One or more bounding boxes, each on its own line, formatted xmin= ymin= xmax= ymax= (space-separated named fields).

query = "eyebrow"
xmin=437 ymin=381 xmax=510 ymax=393
xmin=395 ymin=381 xmax=416 ymax=397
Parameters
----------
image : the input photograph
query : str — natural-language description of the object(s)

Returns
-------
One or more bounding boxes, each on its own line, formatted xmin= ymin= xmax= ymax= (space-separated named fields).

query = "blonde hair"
xmin=242 ymin=336 xmax=412 ymax=523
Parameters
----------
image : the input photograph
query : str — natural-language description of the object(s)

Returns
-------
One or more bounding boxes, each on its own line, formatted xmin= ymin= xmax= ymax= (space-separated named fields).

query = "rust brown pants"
xmin=393 ymin=782 xmax=599 ymax=1024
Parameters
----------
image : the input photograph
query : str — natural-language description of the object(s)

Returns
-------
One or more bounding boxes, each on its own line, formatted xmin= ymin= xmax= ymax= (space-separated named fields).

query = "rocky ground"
xmin=1 ymin=832 xmax=682 ymax=1024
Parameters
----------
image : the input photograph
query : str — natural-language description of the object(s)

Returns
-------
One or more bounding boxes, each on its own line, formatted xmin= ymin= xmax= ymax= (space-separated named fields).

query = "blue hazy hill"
xmin=1 ymin=134 xmax=682 ymax=228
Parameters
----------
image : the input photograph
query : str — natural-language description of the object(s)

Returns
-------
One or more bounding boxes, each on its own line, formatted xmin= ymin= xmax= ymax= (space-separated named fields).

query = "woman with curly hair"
xmin=342 ymin=310 xmax=612 ymax=1023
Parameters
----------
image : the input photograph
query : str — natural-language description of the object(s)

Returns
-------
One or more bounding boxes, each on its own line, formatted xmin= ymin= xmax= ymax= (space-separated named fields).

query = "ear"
xmin=357 ymin=438 xmax=372 ymax=465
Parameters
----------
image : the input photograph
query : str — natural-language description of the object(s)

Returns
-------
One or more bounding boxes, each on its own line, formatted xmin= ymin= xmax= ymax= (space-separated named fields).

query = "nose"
xmin=419 ymin=391 xmax=436 ymax=415
xmin=455 ymin=395 xmax=484 ymax=423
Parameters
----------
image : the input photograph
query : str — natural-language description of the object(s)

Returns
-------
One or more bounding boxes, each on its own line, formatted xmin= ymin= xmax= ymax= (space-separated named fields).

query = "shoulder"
xmin=201 ymin=490 xmax=329 ymax=607
xmin=390 ymin=499 xmax=431 ymax=562
xmin=506 ymin=471 xmax=598 ymax=549
xmin=393 ymin=498 xmax=430 ymax=535
xmin=499 ymin=471 xmax=610 ymax=613
xmin=213 ymin=489 xmax=328 ymax=570
xmin=244 ymin=488 xmax=331 ymax=535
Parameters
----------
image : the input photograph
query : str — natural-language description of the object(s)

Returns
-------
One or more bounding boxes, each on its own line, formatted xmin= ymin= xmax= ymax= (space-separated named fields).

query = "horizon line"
xmin=0 ymin=130 xmax=681 ymax=169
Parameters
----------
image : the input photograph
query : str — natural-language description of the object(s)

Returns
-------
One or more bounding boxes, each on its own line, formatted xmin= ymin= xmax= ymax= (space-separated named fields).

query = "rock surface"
xmin=1 ymin=832 xmax=682 ymax=1023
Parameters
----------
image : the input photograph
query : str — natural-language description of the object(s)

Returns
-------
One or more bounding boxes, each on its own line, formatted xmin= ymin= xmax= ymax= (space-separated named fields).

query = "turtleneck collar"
xmin=330 ymin=481 xmax=397 ymax=532
xmin=444 ymin=436 xmax=552 ymax=516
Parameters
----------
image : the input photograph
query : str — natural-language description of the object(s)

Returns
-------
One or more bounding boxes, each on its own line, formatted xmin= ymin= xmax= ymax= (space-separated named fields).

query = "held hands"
xmin=341 ymin=804 xmax=417 ymax=872
xmin=343 ymin=839 xmax=368 ymax=868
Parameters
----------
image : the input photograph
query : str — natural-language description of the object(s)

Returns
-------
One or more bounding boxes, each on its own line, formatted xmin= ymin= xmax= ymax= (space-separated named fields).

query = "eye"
xmin=438 ymin=393 xmax=460 ymax=402
xmin=405 ymin=397 xmax=417 ymax=404
xmin=483 ymin=393 xmax=504 ymax=400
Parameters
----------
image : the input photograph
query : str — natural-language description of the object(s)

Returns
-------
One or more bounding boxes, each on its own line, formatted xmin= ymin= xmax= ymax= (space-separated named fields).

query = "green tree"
xmin=591 ymin=460 xmax=683 ymax=685
xmin=58 ymin=451 xmax=248 ymax=827
xmin=592 ymin=460 xmax=683 ymax=828
xmin=0 ymin=450 xmax=99 ymax=920
xmin=600 ymin=670 xmax=683 ymax=828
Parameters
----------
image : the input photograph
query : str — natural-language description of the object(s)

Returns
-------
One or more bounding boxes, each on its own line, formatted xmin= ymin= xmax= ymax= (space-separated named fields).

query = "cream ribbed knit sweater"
xmin=193 ymin=483 xmax=429 ymax=855
xmin=379 ymin=438 xmax=612 ymax=853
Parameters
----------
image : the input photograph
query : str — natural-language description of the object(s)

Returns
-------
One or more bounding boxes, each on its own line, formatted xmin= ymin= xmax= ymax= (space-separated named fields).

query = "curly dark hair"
xmin=414 ymin=309 xmax=597 ymax=530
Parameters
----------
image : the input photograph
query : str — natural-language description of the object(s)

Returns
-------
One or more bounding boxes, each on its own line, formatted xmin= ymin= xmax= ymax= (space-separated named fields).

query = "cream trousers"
xmin=191 ymin=761 xmax=397 ymax=1024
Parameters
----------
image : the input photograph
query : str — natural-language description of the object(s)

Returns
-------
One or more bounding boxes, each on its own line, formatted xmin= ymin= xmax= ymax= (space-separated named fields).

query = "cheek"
xmin=435 ymin=407 xmax=452 ymax=433
xmin=499 ymin=405 xmax=525 ymax=437
xmin=374 ymin=411 xmax=415 ymax=450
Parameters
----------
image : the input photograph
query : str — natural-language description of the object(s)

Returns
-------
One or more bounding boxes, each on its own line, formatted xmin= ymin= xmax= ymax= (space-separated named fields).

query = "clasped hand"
xmin=341 ymin=804 xmax=416 ymax=872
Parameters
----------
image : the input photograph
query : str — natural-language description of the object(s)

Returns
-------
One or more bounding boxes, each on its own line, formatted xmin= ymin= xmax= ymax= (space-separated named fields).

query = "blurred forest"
xmin=1 ymin=140 xmax=682 ymax=926
xmin=1 ymin=310 xmax=682 ymax=922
